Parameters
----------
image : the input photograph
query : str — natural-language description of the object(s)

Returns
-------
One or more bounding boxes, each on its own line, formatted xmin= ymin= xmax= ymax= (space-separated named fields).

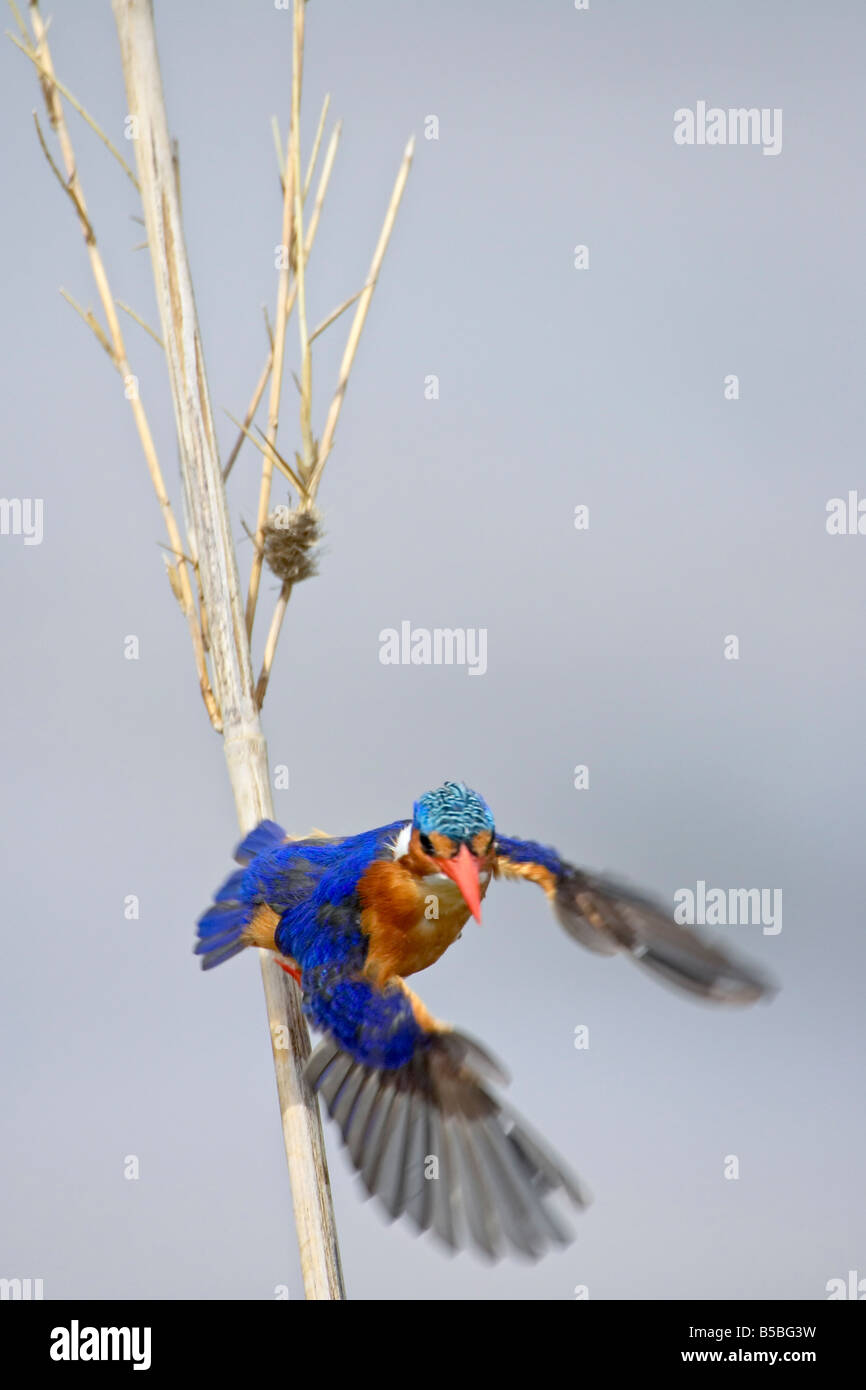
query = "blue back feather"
xmin=234 ymin=820 xmax=287 ymax=865
xmin=252 ymin=819 xmax=421 ymax=1065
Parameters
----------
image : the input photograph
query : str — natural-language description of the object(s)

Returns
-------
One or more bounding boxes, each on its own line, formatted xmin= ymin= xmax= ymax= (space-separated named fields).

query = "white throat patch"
xmin=392 ymin=824 xmax=412 ymax=860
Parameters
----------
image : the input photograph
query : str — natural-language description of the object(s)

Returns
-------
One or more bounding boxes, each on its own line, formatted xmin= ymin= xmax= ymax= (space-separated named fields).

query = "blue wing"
xmin=236 ymin=819 xmax=405 ymax=914
xmin=495 ymin=833 xmax=774 ymax=1004
xmin=195 ymin=818 xmax=406 ymax=971
xmin=303 ymin=972 xmax=589 ymax=1260
xmin=253 ymin=837 xmax=590 ymax=1259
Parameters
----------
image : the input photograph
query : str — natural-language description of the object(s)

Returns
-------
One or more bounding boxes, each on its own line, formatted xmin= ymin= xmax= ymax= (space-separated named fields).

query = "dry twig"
xmin=255 ymin=135 xmax=415 ymax=706
xmin=17 ymin=0 xmax=219 ymax=729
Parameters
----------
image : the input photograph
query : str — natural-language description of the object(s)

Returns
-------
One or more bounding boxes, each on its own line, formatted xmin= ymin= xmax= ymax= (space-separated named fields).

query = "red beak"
xmin=436 ymin=844 xmax=482 ymax=923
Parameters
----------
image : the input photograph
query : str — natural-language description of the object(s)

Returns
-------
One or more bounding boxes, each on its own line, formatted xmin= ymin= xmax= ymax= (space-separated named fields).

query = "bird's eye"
xmin=419 ymin=832 xmax=434 ymax=855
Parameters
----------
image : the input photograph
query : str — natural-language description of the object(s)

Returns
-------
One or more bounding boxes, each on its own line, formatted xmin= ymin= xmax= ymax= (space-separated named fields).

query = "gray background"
xmin=2 ymin=0 xmax=863 ymax=1300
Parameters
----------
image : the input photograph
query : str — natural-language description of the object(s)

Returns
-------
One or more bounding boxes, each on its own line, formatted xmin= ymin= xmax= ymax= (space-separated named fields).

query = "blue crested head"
xmin=413 ymin=781 xmax=495 ymax=844
xmin=410 ymin=782 xmax=495 ymax=924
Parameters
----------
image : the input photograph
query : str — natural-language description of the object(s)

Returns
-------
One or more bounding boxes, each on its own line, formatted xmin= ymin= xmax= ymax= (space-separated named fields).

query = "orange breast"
xmin=358 ymin=860 xmax=487 ymax=983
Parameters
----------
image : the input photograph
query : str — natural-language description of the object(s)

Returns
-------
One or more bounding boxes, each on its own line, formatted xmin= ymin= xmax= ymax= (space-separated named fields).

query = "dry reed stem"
xmin=18 ymin=0 xmax=220 ymax=730
xmin=245 ymin=146 xmax=298 ymax=631
xmin=309 ymin=283 xmax=369 ymax=346
xmin=116 ymin=299 xmax=164 ymax=347
xmin=59 ymin=287 xmax=114 ymax=359
xmin=244 ymin=2 xmax=310 ymax=638
xmin=254 ymin=135 xmax=415 ymax=705
xmin=222 ymin=118 xmax=341 ymax=484
xmin=307 ymin=135 xmax=415 ymax=499
xmin=224 ymin=410 xmax=308 ymax=497
xmin=110 ymin=0 xmax=345 ymax=1299
xmin=270 ymin=113 xmax=284 ymax=184
xmin=9 ymin=26 xmax=141 ymax=190
xmin=291 ymin=102 xmax=314 ymax=477
xmin=255 ymin=581 xmax=294 ymax=707
xmin=303 ymin=92 xmax=330 ymax=200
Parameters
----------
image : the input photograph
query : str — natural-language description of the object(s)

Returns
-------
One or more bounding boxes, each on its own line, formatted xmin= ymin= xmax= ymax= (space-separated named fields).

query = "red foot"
xmin=277 ymin=961 xmax=302 ymax=985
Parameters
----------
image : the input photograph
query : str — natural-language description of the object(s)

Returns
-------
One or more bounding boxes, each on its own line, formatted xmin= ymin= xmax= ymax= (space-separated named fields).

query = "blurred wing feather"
xmin=496 ymin=836 xmax=774 ymax=1005
xmin=306 ymin=1026 xmax=589 ymax=1261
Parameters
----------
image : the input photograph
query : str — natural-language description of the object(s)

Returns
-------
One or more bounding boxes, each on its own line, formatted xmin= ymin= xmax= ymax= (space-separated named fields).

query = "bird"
xmin=195 ymin=780 xmax=772 ymax=1261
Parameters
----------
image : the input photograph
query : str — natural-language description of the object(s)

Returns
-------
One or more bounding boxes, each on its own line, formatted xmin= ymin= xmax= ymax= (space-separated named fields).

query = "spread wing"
xmin=495 ymin=834 xmax=774 ymax=1005
xmin=305 ymin=1012 xmax=589 ymax=1262
xmin=286 ymin=850 xmax=589 ymax=1260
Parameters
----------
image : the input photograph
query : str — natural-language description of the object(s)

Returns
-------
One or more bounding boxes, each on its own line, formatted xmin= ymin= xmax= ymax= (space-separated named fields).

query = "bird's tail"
xmin=194 ymin=819 xmax=287 ymax=970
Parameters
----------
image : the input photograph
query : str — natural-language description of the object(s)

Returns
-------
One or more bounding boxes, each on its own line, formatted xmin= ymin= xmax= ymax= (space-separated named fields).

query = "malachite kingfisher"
xmin=195 ymin=781 xmax=772 ymax=1261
